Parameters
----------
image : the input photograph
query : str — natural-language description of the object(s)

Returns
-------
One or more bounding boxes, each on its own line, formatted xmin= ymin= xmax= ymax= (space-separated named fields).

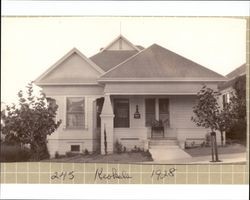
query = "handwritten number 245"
xmin=51 ymin=171 xmax=74 ymax=180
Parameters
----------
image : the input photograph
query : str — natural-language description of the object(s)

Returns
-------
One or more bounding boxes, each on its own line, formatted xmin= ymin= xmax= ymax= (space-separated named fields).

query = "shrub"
xmin=0 ymin=144 xmax=31 ymax=162
xmin=84 ymin=149 xmax=89 ymax=155
xmin=142 ymin=149 xmax=153 ymax=160
xmin=65 ymin=151 xmax=78 ymax=157
xmin=114 ymin=140 xmax=123 ymax=154
xmin=131 ymin=145 xmax=143 ymax=152
xmin=55 ymin=151 xmax=59 ymax=159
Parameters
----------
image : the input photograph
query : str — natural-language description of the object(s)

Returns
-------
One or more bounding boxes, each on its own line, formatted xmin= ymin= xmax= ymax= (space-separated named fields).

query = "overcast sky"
xmin=1 ymin=17 xmax=246 ymax=104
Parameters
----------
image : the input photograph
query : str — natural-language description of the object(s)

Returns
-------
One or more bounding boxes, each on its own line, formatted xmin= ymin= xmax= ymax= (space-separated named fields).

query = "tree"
xmin=228 ymin=75 xmax=246 ymax=143
xmin=1 ymin=83 xmax=62 ymax=160
xmin=191 ymin=85 xmax=234 ymax=147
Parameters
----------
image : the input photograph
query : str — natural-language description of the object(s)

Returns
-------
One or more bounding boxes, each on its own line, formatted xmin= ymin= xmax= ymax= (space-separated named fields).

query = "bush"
xmin=142 ymin=149 xmax=153 ymax=159
xmin=205 ymin=133 xmax=211 ymax=147
xmin=131 ymin=145 xmax=143 ymax=152
xmin=114 ymin=140 xmax=123 ymax=154
xmin=65 ymin=151 xmax=79 ymax=157
xmin=55 ymin=151 xmax=59 ymax=159
xmin=0 ymin=144 xmax=31 ymax=162
xmin=84 ymin=149 xmax=89 ymax=155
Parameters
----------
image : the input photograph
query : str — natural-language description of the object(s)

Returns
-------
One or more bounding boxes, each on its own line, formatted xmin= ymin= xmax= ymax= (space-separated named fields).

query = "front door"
xmin=145 ymin=98 xmax=170 ymax=138
xmin=114 ymin=99 xmax=130 ymax=128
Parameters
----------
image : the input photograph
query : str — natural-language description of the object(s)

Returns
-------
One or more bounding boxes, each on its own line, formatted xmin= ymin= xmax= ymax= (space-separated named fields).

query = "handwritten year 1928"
xmin=151 ymin=168 xmax=177 ymax=180
xmin=51 ymin=171 xmax=74 ymax=181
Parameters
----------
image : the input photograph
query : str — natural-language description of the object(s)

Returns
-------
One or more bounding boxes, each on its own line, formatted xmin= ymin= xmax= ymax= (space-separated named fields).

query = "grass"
xmin=46 ymin=151 xmax=153 ymax=163
xmin=184 ymin=143 xmax=246 ymax=157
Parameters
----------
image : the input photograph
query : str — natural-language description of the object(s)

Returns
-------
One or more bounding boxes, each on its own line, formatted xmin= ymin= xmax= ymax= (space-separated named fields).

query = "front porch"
xmin=97 ymin=94 xmax=206 ymax=155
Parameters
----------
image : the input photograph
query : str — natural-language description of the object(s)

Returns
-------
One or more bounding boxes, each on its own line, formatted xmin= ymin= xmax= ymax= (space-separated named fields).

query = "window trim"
xmin=64 ymin=96 xmax=87 ymax=130
xmin=70 ymin=145 xmax=80 ymax=152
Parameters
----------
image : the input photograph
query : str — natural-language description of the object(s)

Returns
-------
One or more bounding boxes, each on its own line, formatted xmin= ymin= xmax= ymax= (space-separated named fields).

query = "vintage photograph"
xmin=1 ymin=17 xmax=247 ymax=166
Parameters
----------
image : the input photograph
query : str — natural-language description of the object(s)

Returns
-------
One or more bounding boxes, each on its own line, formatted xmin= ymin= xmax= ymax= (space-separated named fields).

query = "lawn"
xmin=46 ymin=151 xmax=153 ymax=163
xmin=184 ymin=143 xmax=246 ymax=157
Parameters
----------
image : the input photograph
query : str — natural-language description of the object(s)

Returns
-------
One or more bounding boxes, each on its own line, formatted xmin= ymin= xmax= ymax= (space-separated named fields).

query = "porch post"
xmin=100 ymin=94 xmax=114 ymax=154
xmin=155 ymin=98 xmax=159 ymax=120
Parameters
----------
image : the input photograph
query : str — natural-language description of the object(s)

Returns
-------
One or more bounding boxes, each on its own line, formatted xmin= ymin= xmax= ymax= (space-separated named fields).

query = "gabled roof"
xmin=219 ymin=64 xmax=246 ymax=90
xmin=90 ymin=50 xmax=139 ymax=71
xmin=101 ymin=35 xmax=141 ymax=51
xmin=226 ymin=64 xmax=246 ymax=79
xmin=34 ymin=48 xmax=105 ymax=85
xmin=89 ymin=35 xmax=142 ymax=71
xmin=100 ymin=44 xmax=226 ymax=81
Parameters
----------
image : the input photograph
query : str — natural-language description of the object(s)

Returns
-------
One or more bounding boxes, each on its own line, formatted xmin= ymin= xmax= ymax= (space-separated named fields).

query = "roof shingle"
xmin=101 ymin=44 xmax=226 ymax=80
xmin=90 ymin=50 xmax=139 ymax=71
xmin=226 ymin=64 xmax=246 ymax=79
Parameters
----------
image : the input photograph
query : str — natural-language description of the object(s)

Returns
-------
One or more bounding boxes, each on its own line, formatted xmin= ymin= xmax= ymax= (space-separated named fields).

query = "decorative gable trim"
xmin=34 ymin=48 xmax=105 ymax=84
xmin=101 ymin=35 xmax=141 ymax=52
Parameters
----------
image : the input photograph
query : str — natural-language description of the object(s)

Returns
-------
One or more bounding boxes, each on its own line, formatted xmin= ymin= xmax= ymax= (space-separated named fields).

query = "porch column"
xmin=155 ymin=98 xmax=159 ymax=120
xmin=100 ymin=94 xmax=114 ymax=154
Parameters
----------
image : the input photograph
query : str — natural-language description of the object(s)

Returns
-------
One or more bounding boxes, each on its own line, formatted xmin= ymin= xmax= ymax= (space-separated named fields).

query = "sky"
xmin=1 ymin=17 xmax=247 ymax=104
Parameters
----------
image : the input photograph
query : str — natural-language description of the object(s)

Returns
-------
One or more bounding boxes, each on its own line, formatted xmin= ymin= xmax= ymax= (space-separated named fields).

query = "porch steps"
xmin=149 ymin=138 xmax=178 ymax=147
xmin=149 ymin=138 xmax=192 ymax=162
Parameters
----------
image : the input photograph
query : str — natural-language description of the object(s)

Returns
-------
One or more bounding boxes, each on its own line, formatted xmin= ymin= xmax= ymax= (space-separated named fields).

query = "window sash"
xmin=71 ymin=145 xmax=80 ymax=152
xmin=66 ymin=97 xmax=85 ymax=128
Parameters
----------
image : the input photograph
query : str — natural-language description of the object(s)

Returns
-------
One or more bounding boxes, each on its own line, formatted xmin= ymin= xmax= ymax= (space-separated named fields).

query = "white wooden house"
xmin=34 ymin=35 xmax=227 ymax=158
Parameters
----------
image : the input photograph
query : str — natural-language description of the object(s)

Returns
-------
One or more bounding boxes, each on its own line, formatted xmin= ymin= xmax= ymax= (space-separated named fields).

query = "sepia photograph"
xmin=1 ymin=16 xmax=248 ymax=185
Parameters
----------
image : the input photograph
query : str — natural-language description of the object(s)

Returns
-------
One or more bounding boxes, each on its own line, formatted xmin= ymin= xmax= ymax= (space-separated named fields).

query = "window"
xmin=66 ymin=97 xmax=85 ymax=128
xmin=159 ymin=98 xmax=170 ymax=127
xmin=114 ymin=99 xmax=130 ymax=128
xmin=71 ymin=145 xmax=80 ymax=152
xmin=145 ymin=99 xmax=156 ymax=126
xmin=222 ymin=93 xmax=230 ymax=108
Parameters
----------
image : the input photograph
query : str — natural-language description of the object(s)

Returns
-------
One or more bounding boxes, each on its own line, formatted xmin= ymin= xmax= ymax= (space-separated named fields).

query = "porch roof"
xmin=100 ymin=44 xmax=226 ymax=82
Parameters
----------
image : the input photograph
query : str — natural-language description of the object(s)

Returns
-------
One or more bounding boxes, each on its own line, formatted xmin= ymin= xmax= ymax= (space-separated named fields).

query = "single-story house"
xmin=218 ymin=64 xmax=246 ymax=142
xmin=34 ymin=35 xmax=227 ymax=157
xmin=219 ymin=64 xmax=246 ymax=108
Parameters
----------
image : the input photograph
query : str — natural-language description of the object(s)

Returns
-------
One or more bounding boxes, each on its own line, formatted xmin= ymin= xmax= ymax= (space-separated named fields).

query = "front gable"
xmin=102 ymin=35 xmax=140 ymax=51
xmin=35 ymin=48 xmax=104 ymax=85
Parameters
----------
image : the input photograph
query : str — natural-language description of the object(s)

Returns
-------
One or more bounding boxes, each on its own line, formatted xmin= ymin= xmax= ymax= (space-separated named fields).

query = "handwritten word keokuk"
xmin=51 ymin=171 xmax=74 ymax=181
xmin=94 ymin=168 xmax=132 ymax=181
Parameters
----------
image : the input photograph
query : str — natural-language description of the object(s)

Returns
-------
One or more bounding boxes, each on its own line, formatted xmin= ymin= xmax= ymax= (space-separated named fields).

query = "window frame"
xmin=70 ymin=145 xmax=80 ymax=152
xmin=65 ymin=96 xmax=86 ymax=129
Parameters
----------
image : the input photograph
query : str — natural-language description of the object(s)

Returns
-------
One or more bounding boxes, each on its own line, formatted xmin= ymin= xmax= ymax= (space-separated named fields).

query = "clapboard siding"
xmin=170 ymin=95 xmax=197 ymax=129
